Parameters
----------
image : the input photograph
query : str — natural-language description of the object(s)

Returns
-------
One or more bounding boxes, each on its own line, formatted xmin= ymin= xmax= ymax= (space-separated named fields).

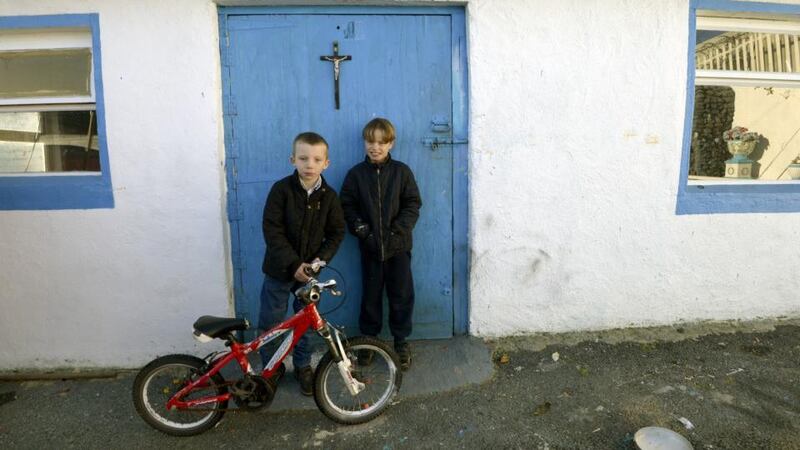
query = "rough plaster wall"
xmin=0 ymin=0 xmax=230 ymax=368
xmin=467 ymin=0 xmax=800 ymax=336
xmin=3 ymin=0 xmax=800 ymax=368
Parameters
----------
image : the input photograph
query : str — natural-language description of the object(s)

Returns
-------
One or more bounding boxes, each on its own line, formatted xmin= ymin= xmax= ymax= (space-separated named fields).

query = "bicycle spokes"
xmin=314 ymin=338 xmax=400 ymax=424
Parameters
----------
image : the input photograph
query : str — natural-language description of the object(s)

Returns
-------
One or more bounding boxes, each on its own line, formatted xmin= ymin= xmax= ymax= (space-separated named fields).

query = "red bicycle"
xmin=132 ymin=273 xmax=402 ymax=436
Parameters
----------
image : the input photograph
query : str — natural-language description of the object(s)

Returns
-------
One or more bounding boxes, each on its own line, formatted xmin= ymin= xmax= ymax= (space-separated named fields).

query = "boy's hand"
xmin=294 ymin=263 xmax=312 ymax=283
xmin=354 ymin=221 xmax=370 ymax=240
xmin=309 ymin=258 xmax=326 ymax=273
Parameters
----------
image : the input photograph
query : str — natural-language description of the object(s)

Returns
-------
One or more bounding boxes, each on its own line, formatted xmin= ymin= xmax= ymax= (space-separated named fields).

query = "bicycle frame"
xmin=165 ymin=301 xmax=326 ymax=411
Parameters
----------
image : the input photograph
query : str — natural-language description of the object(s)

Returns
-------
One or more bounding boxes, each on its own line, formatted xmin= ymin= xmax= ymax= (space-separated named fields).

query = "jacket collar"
xmin=364 ymin=153 xmax=392 ymax=168
xmin=291 ymin=170 xmax=328 ymax=194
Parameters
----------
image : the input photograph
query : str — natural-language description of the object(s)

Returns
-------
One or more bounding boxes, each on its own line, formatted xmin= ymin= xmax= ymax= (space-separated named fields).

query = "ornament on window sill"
xmin=722 ymin=126 xmax=760 ymax=179
xmin=787 ymin=156 xmax=800 ymax=180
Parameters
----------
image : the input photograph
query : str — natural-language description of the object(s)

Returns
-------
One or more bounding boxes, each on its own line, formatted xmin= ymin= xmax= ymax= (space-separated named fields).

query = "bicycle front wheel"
xmin=132 ymin=354 xmax=228 ymax=436
xmin=314 ymin=336 xmax=402 ymax=424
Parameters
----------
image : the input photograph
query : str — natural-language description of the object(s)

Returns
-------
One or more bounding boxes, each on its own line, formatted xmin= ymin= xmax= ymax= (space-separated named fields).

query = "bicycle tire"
xmin=313 ymin=336 xmax=402 ymax=424
xmin=132 ymin=354 xmax=228 ymax=436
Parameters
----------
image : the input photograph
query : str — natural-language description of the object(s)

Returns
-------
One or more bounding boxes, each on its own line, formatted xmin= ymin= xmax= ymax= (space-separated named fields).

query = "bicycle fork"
xmin=318 ymin=324 xmax=366 ymax=396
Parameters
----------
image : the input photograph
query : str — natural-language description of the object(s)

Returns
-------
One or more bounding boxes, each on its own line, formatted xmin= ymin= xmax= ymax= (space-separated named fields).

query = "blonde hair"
xmin=362 ymin=118 xmax=396 ymax=143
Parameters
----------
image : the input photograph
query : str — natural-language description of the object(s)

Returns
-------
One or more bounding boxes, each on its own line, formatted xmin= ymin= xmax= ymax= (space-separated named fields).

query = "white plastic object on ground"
xmin=634 ymin=426 xmax=693 ymax=450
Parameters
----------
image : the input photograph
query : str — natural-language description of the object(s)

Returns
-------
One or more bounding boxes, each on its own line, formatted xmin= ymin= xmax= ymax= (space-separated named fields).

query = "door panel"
xmin=226 ymin=13 xmax=454 ymax=338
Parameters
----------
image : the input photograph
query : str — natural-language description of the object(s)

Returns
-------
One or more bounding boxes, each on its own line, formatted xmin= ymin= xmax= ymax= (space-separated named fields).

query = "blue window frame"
xmin=678 ymin=0 xmax=800 ymax=214
xmin=0 ymin=14 xmax=113 ymax=210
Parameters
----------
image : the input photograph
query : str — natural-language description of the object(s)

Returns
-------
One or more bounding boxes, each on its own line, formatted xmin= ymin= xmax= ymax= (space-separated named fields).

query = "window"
xmin=0 ymin=14 xmax=112 ymax=210
xmin=678 ymin=1 xmax=800 ymax=214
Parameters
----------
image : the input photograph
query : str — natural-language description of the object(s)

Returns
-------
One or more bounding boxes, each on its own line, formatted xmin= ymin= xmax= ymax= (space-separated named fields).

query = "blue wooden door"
xmin=223 ymin=12 xmax=456 ymax=339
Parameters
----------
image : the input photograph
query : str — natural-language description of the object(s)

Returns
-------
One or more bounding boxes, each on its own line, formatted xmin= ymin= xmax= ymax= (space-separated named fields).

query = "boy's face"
xmin=291 ymin=141 xmax=330 ymax=184
xmin=364 ymin=130 xmax=394 ymax=164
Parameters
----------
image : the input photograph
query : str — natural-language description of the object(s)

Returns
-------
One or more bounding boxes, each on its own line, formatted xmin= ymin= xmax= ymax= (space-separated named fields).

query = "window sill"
xmin=677 ymin=182 xmax=800 ymax=214
xmin=688 ymin=176 xmax=800 ymax=185
xmin=0 ymin=171 xmax=102 ymax=178
xmin=0 ymin=174 xmax=113 ymax=210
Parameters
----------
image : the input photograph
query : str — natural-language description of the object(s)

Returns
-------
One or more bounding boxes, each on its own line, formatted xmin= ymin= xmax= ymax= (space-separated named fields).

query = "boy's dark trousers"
xmin=258 ymin=275 xmax=311 ymax=369
xmin=359 ymin=250 xmax=414 ymax=341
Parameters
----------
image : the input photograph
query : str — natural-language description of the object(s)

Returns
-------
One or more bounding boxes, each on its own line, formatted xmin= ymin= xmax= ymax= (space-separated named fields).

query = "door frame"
xmin=217 ymin=5 xmax=470 ymax=334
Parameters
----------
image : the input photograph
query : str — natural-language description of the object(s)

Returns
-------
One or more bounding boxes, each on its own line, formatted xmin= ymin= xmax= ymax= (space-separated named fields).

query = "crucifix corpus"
xmin=320 ymin=41 xmax=352 ymax=110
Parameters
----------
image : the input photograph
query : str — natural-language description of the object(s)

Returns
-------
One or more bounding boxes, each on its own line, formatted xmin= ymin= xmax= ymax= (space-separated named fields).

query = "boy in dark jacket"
xmin=340 ymin=118 xmax=422 ymax=370
xmin=259 ymin=132 xmax=345 ymax=395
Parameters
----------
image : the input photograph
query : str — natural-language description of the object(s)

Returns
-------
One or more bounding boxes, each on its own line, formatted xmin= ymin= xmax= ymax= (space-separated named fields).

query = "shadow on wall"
xmin=748 ymin=136 xmax=770 ymax=178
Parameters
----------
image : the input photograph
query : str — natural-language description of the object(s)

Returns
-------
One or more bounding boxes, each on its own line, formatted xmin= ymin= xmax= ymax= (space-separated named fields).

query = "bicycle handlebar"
xmin=294 ymin=278 xmax=341 ymax=303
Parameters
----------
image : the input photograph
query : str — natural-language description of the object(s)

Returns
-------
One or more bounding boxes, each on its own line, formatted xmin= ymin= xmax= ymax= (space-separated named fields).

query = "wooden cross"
xmin=320 ymin=41 xmax=352 ymax=110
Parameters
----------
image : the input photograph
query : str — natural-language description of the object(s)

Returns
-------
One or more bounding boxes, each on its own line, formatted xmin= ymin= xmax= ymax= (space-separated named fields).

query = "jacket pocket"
xmin=387 ymin=232 xmax=404 ymax=252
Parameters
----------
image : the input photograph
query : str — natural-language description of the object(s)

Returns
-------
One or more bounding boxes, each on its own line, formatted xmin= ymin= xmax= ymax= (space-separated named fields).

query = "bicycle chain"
xmin=172 ymin=379 xmax=278 ymax=413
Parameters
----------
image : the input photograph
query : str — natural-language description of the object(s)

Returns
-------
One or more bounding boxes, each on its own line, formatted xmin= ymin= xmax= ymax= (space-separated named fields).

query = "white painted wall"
xmin=1 ymin=0 xmax=799 ymax=368
xmin=0 ymin=0 xmax=231 ymax=369
xmin=467 ymin=0 xmax=800 ymax=336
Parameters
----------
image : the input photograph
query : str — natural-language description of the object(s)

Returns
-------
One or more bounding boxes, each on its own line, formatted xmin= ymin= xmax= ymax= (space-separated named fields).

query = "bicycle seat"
xmin=193 ymin=315 xmax=249 ymax=338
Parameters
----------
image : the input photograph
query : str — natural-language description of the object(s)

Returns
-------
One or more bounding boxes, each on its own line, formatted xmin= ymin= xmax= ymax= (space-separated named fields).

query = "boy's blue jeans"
xmin=258 ymin=275 xmax=311 ymax=369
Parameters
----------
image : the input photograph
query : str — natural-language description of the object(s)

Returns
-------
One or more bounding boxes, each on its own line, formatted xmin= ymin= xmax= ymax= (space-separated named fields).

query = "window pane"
xmin=0 ymin=110 xmax=99 ymax=173
xmin=696 ymin=30 xmax=800 ymax=73
xmin=690 ymin=85 xmax=800 ymax=181
xmin=0 ymin=48 xmax=92 ymax=99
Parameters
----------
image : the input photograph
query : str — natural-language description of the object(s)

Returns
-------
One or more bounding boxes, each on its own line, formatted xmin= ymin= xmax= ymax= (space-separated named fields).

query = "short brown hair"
xmin=292 ymin=132 xmax=329 ymax=157
xmin=362 ymin=118 xmax=396 ymax=143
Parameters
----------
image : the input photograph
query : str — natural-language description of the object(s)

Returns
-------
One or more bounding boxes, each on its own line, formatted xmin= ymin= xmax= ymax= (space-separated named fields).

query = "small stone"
xmin=654 ymin=385 xmax=675 ymax=394
xmin=533 ymin=402 xmax=551 ymax=416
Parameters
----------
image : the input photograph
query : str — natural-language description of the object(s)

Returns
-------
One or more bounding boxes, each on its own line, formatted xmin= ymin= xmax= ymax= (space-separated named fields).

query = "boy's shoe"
xmin=356 ymin=349 xmax=374 ymax=367
xmin=395 ymin=341 xmax=411 ymax=371
xmin=295 ymin=365 xmax=314 ymax=396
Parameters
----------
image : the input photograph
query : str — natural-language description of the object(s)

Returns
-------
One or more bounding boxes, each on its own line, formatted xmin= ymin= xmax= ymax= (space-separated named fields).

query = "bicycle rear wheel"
xmin=132 ymin=354 xmax=228 ymax=436
xmin=313 ymin=336 xmax=402 ymax=424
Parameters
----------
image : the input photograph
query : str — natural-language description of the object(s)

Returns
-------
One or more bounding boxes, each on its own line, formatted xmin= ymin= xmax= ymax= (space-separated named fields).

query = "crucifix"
xmin=320 ymin=41 xmax=352 ymax=110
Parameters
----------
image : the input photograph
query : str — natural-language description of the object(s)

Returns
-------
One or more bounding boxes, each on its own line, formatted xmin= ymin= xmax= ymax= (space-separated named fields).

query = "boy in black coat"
xmin=340 ymin=118 xmax=422 ymax=370
xmin=260 ymin=132 xmax=345 ymax=395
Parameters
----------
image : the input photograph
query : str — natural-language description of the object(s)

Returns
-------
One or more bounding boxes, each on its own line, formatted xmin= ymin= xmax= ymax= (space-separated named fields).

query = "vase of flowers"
xmin=788 ymin=156 xmax=800 ymax=180
xmin=722 ymin=126 xmax=759 ymax=161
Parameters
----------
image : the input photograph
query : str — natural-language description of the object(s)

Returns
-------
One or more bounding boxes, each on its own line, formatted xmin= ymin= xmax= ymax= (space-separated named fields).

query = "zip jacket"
xmin=340 ymin=154 xmax=422 ymax=261
xmin=261 ymin=172 xmax=345 ymax=281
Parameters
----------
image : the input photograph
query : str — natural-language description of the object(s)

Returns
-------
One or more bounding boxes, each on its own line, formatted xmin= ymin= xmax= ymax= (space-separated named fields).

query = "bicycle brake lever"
xmin=316 ymin=279 xmax=337 ymax=289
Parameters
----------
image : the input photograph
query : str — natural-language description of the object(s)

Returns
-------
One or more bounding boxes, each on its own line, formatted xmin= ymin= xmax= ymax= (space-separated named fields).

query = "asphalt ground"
xmin=1 ymin=321 xmax=799 ymax=449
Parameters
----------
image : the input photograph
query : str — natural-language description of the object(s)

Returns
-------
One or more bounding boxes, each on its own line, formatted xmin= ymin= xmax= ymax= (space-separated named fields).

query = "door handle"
xmin=431 ymin=120 xmax=451 ymax=133
xmin=430 ymin=115 xmax=452 ymax=133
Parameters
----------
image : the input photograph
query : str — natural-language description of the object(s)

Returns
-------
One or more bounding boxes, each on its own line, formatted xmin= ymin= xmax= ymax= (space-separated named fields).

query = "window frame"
xmin=678 ymin=0 xmax=800 ymax=214
xmin=0 ymin=14 xmax=113 ymax=210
